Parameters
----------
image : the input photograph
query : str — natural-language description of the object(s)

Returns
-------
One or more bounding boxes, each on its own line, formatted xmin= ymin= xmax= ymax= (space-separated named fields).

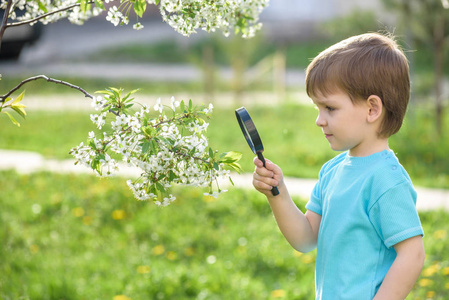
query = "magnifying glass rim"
xmin=235 ymin=107 xmax=264 ymax=154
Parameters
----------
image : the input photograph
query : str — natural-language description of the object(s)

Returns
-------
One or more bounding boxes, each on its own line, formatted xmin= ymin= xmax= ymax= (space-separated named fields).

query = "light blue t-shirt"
xmin=305 ymin=150 xmax=424 ymax=300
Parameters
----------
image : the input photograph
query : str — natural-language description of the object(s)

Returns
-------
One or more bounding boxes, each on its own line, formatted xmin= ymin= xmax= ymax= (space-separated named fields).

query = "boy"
xmin=252 ymin=33 xmax=425 ymax=299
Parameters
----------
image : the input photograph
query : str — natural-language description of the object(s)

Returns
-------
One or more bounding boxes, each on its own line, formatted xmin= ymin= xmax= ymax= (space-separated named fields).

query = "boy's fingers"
xmin=253 ymin=172 xmax=278 ymax=187
xmin=253 ymin=156 xmax=264 ymax=167
xmin=254 ymin=164 xmax=274 ymax=178
xmin=252 ymin=176 xmax=277 ymax=193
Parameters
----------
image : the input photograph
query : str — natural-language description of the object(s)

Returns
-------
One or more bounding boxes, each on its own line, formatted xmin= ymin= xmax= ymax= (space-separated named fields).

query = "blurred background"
xmin=1 ymin=0 xmax=449 ymax=299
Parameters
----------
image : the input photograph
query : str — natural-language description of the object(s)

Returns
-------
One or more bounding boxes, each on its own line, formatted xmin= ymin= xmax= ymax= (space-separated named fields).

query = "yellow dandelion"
xmin=418 ymin=278 xmax=433 ymax=287
xmin=113 ymin=295 xmax=131 ymax=300
xmin=166 ymin=251 xmax=178 ymax=260
xmin=203 ymin=195 xmax=217 ymax=203
xmin=112 ymin=209 xmax=126 ymax=220
xmin=152 ymin=245 xmax=165 ymax=255
xmin=426 ymin=291 xmax=435 ymax=298
xmin=433 ymin=229 xmax=447 ymax=240
xmin=301 ymin=254 xmax=315 ymax=264
xmin=271 ymin=289 xmax=286 ymax=298
xmin=82 ymin=216 xmax=93 ymax=226
xmin=442 ymin=266 xmax=449 ymax=276
xmin=422 ymin=263 xmax=440 ymax=277
xmin=30 ymin=244 xmax=39 ymax=254
xmin=184 ymin=247 xmax=195 ymax=256
xmin=72 ymin=207 xmax=85 ymax=217
xmin=293 ymin=250 xmax=303 ymax=257
xmin=137 ymin=265 xmax=151 ymax=274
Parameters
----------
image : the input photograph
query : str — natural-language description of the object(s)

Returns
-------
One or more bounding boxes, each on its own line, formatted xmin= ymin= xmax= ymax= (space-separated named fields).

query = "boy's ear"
xmin=366 ymin=95 xmax=383 ymax=123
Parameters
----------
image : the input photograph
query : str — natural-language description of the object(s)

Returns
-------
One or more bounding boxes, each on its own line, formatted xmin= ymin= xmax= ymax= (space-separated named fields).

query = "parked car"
xmin=0 ymin=8 xmax=43 ymax=60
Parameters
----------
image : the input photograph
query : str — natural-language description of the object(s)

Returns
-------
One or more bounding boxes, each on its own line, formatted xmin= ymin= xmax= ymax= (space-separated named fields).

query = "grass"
xmin=0 ymin=170 xmax=448 ymax=299
xmin=1 ymin=101 xmax=448 ymax=188
xmin=0 ymin=170 xmax=315 ymax=299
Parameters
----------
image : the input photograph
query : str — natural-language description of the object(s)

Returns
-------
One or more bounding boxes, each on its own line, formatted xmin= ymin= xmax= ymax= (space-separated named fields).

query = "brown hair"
xmin=305 ymin=33 xmax=410 ymax=137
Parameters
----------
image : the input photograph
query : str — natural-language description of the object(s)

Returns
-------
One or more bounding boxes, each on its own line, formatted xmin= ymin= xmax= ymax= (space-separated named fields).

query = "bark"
xmin=433 ymin=12 xmax=445 ymax=135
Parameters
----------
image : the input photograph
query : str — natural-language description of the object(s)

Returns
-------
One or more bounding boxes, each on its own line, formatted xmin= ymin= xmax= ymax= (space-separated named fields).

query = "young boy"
xmin=252 ymin=33 xmax=425 ymax=299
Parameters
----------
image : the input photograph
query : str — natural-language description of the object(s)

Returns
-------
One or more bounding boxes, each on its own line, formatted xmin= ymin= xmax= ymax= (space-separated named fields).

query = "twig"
xmin=0 ymin=75 xmax=93 ymax=102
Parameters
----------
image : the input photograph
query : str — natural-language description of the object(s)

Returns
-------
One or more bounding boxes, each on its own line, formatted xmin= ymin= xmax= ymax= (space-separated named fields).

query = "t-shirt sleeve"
xmin=306 ymin=162 xmax=326 ymax=216
xmin=369 ymin=181 xmax=424 ymax=248
xmin=306 ymin=180 xmax=323 ymax=215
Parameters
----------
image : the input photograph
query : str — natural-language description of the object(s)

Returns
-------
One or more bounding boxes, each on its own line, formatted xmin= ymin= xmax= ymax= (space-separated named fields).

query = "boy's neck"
xmin=348 ymin=138 xmax=389 ymax=157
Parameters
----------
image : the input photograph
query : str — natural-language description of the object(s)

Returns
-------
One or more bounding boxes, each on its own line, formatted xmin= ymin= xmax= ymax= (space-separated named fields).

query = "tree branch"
xmin=0 ymin=75 xmax=93 ymax=103
xmin=0 ymin=0 xmax=13 ymax=50
xmin=5 ymin=1 xmax=94 ymax=28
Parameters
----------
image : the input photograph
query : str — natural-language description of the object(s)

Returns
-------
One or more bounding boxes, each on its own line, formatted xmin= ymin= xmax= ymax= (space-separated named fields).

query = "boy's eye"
xmin=326 ymin=106 xmax=335 ymax=112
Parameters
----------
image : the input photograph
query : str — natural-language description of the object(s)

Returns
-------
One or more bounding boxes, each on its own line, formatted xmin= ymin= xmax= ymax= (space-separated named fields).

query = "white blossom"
xmin=106 ymin=6 xmax=122 ymax=26
xmin=153 ymin=98 xmax=163 ymax=113
xmin=70 ymin=93 xmax=239 ymax=205
xmin=133 ymin=22 xmax=144 ymax=30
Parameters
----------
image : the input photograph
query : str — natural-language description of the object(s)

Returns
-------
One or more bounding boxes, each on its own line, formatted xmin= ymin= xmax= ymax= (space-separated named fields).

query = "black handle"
xmin=257 ymin=152 xmax=280 ymax=196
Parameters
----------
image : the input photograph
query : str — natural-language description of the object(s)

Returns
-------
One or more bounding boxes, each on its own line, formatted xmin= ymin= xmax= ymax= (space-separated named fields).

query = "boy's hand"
xmin=252 ymin=157 xmax=283 ymax=197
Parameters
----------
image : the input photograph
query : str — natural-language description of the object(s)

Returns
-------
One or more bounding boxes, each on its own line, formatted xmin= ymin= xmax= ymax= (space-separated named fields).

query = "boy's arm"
xmin=253 ymin=157 xmax=321 ymax=253
xmin=373 ymin=235 xmax=425 ymax=300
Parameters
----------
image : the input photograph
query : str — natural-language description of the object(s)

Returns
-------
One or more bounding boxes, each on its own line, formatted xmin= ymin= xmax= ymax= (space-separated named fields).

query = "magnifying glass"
xmin=235 ymin=107 xmax=279 ymax=196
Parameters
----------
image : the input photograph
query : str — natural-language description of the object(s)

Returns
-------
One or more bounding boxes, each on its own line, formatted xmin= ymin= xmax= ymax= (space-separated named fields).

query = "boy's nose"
xmin=316 ymin=114 xmax=326 ymax=127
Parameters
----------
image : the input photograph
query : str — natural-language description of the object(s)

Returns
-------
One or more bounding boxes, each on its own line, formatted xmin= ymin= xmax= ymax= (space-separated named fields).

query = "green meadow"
xmin=0 ymin=170 xmax=448 ymax=299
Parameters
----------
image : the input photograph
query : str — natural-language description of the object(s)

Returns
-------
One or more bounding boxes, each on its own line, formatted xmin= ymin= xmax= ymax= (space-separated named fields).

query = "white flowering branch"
xmin=5 ymin=1 xmax=95 ymax=28
xmin=70 ymin=89 xmax=242 ymax=206
xmin=0 ymin=0 xmax=269 ymax=43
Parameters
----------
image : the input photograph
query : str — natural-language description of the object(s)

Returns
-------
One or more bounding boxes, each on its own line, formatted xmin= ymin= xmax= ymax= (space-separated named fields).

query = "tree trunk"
xmin=433 ymin=12 xmax=445 ymax=135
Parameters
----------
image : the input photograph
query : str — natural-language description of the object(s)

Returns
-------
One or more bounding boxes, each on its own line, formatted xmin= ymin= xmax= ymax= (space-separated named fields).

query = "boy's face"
xmin=312 ymin=90 xmax=374 ymax=157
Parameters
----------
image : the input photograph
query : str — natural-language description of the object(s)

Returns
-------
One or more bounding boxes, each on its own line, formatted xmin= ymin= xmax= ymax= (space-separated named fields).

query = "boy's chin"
xmin=328 ymin=143 xmax=348 ymax=152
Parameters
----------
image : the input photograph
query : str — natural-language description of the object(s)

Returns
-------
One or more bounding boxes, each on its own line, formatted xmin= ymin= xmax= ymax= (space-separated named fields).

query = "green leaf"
xmin=141 ymin=141 xmax=150 ymax=153
xmin=88 ymin=139 xmax=96 ymax=150
xmin=110 ymin=87 xmax=122 ymax=98
xmin=95 ymin=90 xmax=114 ymax=96
xmin=180 ymin=100 xmax=185 ymax=112
xmin=219 ymin=151 xmax=243 ymax=163
xmin=94 ymin=0 xmax=105 ymax=10
xmin=11 ymin=106 xmax=26 ymax=119
xmin=150 ymin=139 xmax=158 ymax=152
xmin=213 ymin=162 xmax=219 ymax=171
xmin=156 ymin=182 xmax=165 ymax=193
xmin=3 ymin=111 xmax=20 ymax=127
xmin=11 ymin=91 xmax=25 ymax=105
xmin=80 ymin=0 xmax=89 ymax=12
xmin=123 ymin=89 xmax=139 ymax=102
xmin=168 ymin=170 xmax=176 ymax=181
xmin=134 ymin=0 xmax=147 ymax=18
xmin=208 ymin=147 xmax=214 ymax=158
xmin=228 ymin=162 xmax=243 ymax=174
xmin=38 ymin=0 xmax=48 ymax=13
xmin=155 ymin=0 xmax=161 ymax=4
